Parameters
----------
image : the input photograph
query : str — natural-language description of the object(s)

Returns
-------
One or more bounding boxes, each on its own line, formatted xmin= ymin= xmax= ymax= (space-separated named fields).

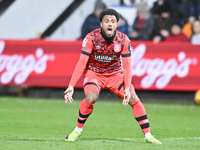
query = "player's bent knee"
xmin=85 ymin=91 xmax=99 ymax=104
xmin=129 ymin=98 xmax=139 ymax=105
xmin=129 ymin=91 xmax=140 ymax=105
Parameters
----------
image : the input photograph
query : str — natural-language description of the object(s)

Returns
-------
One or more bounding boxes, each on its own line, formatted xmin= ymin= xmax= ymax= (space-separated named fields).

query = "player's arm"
xmin=121 ymin=40 xmax=132 ymax=105
xmin=64 ymin=36 xmax=92 ymax=103
xmin=64 ymin=53 xmax=89 ymax=103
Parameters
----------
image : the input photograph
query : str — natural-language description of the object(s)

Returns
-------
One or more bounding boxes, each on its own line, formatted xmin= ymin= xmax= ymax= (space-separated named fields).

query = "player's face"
xmin=100 ymin=15 xmax=118 ymax=37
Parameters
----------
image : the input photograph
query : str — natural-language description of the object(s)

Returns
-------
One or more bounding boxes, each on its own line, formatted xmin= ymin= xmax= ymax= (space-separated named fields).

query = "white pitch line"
xmin=162 ymin=137 xmax=200 ymax=140
xmin=1 ymin=137 xmax=200 ymax=141
xmin=115 ymin=137 xmax=200 ymax=141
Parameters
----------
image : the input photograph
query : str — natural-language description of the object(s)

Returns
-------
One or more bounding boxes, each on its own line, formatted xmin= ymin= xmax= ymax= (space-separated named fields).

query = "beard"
xmin=101 ymin=29 xmax=116 ymax=41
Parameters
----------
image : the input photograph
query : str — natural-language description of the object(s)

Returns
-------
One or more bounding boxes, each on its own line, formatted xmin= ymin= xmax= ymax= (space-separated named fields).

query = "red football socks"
xmin=130 ymin=100 xmax=150 ymax=134
xmin=77 ymin=98 xmax=94 ymax=128
xmin=76 ymin=98 xmax=150 ymax=135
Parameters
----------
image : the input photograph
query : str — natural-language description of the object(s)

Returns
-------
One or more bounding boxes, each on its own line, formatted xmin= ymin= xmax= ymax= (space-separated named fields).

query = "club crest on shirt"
xmin=82 ymin=38 xmax=88 ymax=47
xmin=114 ymin=43 xmax=121 ymax=52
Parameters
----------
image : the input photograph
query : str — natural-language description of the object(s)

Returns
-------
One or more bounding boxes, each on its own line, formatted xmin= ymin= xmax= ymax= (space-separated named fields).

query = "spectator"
xmin=195 ymin=0 xmax=200 ymax=19
xmin=129 ymin=2 xmax=154 ymax=41
xmin=165 ymin=24 xmax=188 ymax=42
xmin=190 ymin=20 xmax=200 ymax=45
xmin=117 ymin=14 xmax=130 ymax=36
xmin=182 ymin=16 xmax=196 ymax=39
xmin=151 ymin=0 xmax=174 ymax=19
xmin=151 ymin=2 xmax=174 ymax=43
xmin=178 ymin=0 xmax=196 ymax=26
xmin=151 ymin=0 xmax=181 ymax=24
xmin=80 ymin=0 xmax=106 ymax=39
xmin=192 ymin=0 xmax=200 ymax=20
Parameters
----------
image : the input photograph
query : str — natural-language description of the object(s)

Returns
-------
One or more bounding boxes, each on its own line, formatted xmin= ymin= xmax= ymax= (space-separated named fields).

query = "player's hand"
xmin=122 ymin=88 xmax=130 ymax=106
xmin=64 ymin=85 xmax=74 ymax=103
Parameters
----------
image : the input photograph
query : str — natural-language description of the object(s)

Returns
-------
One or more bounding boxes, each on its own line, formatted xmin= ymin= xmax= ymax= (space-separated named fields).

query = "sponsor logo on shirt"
xmin=94 ymin=55 xmax=117 ymax=63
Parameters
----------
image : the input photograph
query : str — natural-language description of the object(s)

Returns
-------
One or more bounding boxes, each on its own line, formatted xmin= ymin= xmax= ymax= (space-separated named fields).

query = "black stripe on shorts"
xmin=118 ymin=82 xmax=124 ymax=91
xmin=84 ymin=82 xmax=99 ymax=91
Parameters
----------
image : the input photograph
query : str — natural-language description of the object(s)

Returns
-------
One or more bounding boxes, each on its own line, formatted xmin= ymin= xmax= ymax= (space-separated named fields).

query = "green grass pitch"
xmin=0 ymin=96 xmax=200 ymax=150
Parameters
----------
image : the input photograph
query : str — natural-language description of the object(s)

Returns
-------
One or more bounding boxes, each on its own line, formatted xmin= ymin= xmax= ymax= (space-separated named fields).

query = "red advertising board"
xmin=0 ymin=40 xmax=199 ymax=91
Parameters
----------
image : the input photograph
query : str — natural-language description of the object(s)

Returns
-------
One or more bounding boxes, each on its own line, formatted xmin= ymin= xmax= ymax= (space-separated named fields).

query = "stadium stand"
xmin=0 ymin=0 xmax=73 ymax=39
xmin=0 ymin=0 xmax=157 ymax=40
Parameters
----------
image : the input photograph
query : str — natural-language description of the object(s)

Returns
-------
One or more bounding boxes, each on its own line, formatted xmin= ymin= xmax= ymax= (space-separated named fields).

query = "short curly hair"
xmin=99 ymin=8 xmax=119 ymax=22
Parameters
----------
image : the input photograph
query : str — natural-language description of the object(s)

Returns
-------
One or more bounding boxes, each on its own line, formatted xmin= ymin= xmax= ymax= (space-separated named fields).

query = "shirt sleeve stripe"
xmin=121 ymin=53 xmax=131 ymax=57
xmin=81 ymin=50 xmax=90 ymax=56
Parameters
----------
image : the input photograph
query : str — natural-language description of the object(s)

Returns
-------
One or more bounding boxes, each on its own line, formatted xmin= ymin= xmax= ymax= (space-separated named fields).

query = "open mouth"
xmin=107 ymin=27 xmax=113 ymax=36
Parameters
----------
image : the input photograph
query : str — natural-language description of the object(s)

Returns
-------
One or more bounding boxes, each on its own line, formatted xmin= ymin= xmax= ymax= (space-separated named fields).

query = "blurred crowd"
xmin=80 ymin=0 xmax=200 ymax=45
